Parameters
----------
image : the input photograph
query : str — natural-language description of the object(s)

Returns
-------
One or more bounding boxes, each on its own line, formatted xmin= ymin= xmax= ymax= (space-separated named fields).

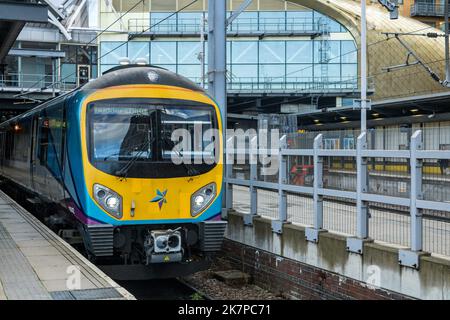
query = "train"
xmin=0 ymin=65 xmax=226 ymax=279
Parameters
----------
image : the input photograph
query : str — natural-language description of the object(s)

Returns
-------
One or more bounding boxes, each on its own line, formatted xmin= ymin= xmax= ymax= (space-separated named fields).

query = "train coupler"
xmin=144 ymin=229 xmax=183 ymax=264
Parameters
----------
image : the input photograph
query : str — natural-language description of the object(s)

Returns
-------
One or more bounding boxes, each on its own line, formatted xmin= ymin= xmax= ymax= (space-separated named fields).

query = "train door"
xmin=0 ymin=131 xmax=5 ymax=172
xmin=30 ymin=115 xmax=39 ymax=190
xmin=33 ymin=113 xmax=50 ymax=197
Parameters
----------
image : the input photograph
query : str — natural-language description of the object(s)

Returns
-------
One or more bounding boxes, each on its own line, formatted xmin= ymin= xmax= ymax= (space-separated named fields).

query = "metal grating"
xmin=86 ymin=224 xmax=114 ymax=257
xmin=199 ymin=221 xmax=227 ymax=252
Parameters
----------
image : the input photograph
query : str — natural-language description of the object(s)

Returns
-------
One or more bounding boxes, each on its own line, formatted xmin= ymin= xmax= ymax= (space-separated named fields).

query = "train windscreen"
xmin=86 ymin=99 xmax=219 ymax=178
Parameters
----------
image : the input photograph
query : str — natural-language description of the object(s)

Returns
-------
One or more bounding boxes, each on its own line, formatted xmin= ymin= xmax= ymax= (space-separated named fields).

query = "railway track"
xmin=116 ymin=279 xmax=210 ymax=300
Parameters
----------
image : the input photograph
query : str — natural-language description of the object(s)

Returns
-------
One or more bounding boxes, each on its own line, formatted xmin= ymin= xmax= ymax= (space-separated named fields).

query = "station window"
xmin=178 ymin=42 xmax=203 ymax=64
xmin=100 ymin=42 xmax=127 ymax=65
xmin=128 ymin=42 xmax=149 ymax=63
xmin=259 ymin=41 xmax=285 ymax=64
xmin=231 ymin=41 xmax=258 ymax=64
xmin=151 ymin=42 xmax=176 ymax=64
xmin=286 ymin=41 xmax=313 ymax=64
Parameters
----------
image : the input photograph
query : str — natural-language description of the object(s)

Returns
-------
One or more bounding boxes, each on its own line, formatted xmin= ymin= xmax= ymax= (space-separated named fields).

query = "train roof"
xmin=81 ymin=65 xmax=205 ymax=93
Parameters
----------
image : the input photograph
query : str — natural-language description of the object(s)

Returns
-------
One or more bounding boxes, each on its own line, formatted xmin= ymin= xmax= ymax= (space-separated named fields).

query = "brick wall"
xmin=221 ymin=239 xmax=413 ymax=300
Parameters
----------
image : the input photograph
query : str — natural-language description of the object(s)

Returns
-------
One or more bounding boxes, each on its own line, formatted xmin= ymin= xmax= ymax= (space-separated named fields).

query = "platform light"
xmin=340 ymin=116 xmax=347 ymax=120
xmin=314 ymin=119 xmax=320 ymax=123
xmin=411 ymin=109 xmax=419 ymax=113
xmin=372 ymin=113 xmax=380 ymax=117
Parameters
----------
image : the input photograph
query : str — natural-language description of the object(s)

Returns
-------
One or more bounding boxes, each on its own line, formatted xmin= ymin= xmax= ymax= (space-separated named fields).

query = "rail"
xmin=224 ymin=129 xmax=450 ymax=264
xmin=0 ymin=72 xmax=89 ymax=92
xmin=190 ymin=77 xmax=369 ymax=93
xmin=128 ymin=17 xmax=326 ymax=34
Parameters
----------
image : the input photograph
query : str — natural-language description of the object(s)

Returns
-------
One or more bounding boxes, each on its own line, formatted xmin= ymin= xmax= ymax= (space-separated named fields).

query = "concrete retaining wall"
xmin=224 ymin=210 xmax=450 ymax=300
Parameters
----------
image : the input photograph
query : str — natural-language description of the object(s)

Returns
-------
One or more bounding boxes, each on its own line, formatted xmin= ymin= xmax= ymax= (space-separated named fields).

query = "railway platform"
xmin=0 ymin=190 xmax=134 ymax=300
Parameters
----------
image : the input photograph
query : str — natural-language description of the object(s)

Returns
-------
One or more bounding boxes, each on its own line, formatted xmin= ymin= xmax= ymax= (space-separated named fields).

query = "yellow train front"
xmin=0 ymin=65 xmax=226 ymax=279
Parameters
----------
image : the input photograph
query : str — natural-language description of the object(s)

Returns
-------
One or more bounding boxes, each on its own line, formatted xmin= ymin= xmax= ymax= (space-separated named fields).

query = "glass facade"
xmin=100 ymin=39 xmax=357 ymax=90
xmin=102 ymin=8 xmax=358 ymax=91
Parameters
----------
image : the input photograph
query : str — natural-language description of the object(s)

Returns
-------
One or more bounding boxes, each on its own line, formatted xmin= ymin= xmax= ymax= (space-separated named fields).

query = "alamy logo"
xmin=66 ymin=265 xmax=81 ymax=290
xmin=366 ymin=265 xmax=381 ymax=289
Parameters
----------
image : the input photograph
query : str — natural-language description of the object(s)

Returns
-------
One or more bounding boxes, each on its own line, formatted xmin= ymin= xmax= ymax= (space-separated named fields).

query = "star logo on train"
xmin=150 ymin=189 xmax=168 ymax=210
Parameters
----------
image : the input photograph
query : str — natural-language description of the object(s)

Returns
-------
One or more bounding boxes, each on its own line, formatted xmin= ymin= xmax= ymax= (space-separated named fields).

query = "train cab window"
xmin=87 ymin=99 xmax=219 ymax=178
xmin=160 ymin=107 xmax=217 ymax=164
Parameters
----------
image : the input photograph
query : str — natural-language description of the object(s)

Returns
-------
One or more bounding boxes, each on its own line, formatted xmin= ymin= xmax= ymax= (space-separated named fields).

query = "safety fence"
xmin=225 ymin=129 xmax=450 ymax=262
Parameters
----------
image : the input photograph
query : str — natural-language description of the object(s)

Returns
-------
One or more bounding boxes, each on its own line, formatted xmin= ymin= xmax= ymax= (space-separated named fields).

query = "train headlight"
xmin=93 ymin=184 xmax=123 ymax=219
xmin=105 ymin=196 xmax=120 ymax=209
xmin=191 ymin=183 xmax=216 ymax=217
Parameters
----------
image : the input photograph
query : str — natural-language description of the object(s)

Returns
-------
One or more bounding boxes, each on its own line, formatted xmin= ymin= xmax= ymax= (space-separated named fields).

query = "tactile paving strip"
xmin=0 ymin=222 xmax=52 ymax=300
xmin=51 ymin=288 xmax=124 ymax=300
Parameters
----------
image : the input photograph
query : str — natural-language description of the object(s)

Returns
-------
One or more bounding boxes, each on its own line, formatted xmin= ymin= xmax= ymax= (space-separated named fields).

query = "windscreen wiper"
xmin=115 ymin=138 xmax=154 ymax=180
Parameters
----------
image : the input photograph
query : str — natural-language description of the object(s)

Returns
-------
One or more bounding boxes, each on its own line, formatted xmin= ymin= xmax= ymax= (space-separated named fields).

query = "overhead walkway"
xmin=0 ymin=190 xmax=134 ymax=300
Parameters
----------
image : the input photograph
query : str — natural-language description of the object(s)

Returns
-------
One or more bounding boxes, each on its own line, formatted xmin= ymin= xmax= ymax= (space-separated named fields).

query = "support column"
xmin=306 ymin=134 xmax=325 ymax=243
xmin=347 ymin=132 xmax=373 ymax=254
xmin=222 ymin=136 xmax=234 ymax=219
xmin=244 ymin=136 xmax=259 ymax=226
xmin=208 ymin=0 xmax=227 ymax=128
xmin=272 ymin=135 xmax=289 ymax=234
xmin=208 ymin=0 xmax=227 ymax=212
xmin=399 ymin=130 xmax=428 ymax=269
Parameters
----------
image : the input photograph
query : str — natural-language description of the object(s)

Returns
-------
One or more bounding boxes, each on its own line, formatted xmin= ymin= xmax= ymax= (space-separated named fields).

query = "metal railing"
xmin=225 ymin=128 xmax=450 ymax=263
xmin=0 ymin=72 xmax=89 ymax=92
xmin=189 ymin=77 xmax=365 ymax=92
xmin=410 ymin=1 xmax=449 ymax=17
xmin=0 ymin=73 xmax=55 ymax=90
xmin=1 ymin=72 xmax=363 ymax=94
xmin=128 ymin=17 xmax=325 ymax=34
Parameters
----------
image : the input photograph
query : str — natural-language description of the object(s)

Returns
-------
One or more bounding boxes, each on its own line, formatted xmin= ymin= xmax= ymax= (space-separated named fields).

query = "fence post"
xmin=223 ymin=136 xmax=234 ymax=219
xmin=306 ymin=134 xmax=324 ymax=243
xmin=244 ymin=135 xmax=259 ymax=226
xmin=346 ymin=131 xmax=372 ymax=254
xmin=399 ymin=130 xmax=427 ymax=269
xmin=272 ymin=135 xmax=288 ymax=234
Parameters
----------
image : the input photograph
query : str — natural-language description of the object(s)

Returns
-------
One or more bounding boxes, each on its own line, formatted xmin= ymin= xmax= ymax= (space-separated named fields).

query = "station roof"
xmin=297 ymin=91 xmax=450 ymax=130
xmin=0 ymin=1 xmax=48 ymax=63
xmin=288 ymin=0 xmax=450 ymax=102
